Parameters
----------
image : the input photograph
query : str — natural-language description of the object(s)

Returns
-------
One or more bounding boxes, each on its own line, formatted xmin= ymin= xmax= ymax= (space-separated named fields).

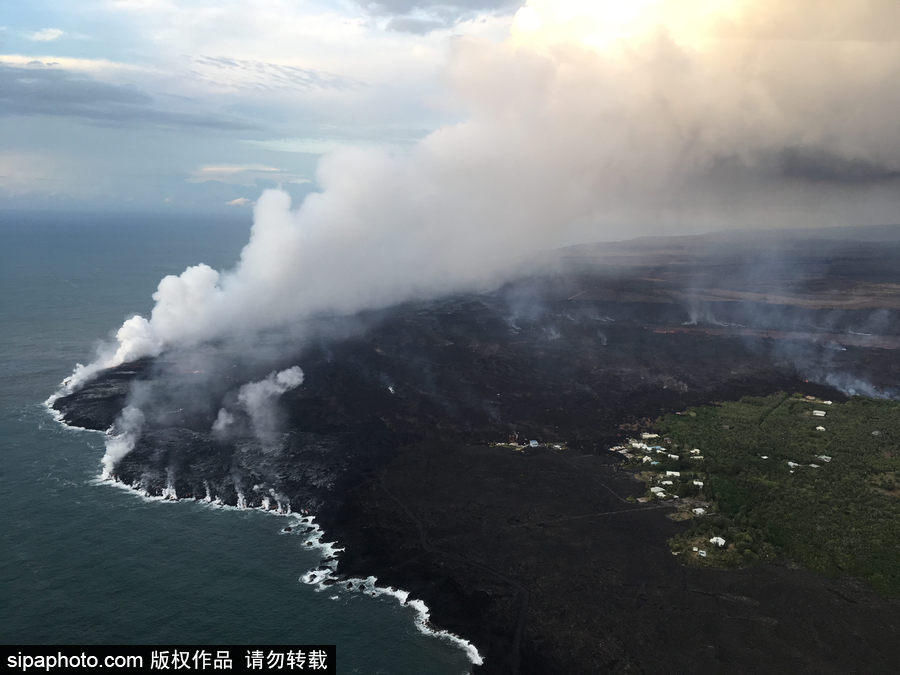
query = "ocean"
xmin=0 ymin=210 xmax=473 ymax=673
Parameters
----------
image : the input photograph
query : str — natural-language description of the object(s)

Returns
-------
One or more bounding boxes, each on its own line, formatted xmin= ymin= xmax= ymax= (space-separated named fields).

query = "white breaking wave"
xmin=81 ymin=459 xmax=486 ymax=667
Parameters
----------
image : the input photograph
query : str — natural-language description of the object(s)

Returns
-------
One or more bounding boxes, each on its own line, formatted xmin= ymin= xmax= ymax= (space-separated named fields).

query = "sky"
xmin=0 ymin=0 xmax=517 ymax=212
xmin=2 ymin=0 xmax=899 ymax=225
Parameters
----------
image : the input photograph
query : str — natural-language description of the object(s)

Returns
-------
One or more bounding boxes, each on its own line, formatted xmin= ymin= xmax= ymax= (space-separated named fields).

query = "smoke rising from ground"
xmin=228 ymin=366 xmax=305 ymax=448
xmin=101 ymin=405 xmax=145 ymax=479
xmin=66 ymin=0 xmax=900 ymax=387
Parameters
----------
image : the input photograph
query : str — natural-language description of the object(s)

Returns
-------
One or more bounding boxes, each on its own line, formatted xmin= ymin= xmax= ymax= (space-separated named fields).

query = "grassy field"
xmin=628 ymin=393 xmax=899 ymax=594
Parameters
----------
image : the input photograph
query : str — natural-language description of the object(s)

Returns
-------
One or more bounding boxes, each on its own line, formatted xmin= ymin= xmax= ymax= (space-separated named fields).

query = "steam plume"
xmin=66 ymin=0 xmax=900 ymax=388
xmin=101 ymin=405 xmax=145 ymax=479
xmin=214 ymin=366 xmax=305 ymax=448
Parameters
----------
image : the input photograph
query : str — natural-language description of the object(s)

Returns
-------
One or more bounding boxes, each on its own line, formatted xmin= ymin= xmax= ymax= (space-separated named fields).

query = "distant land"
xmin=54 ymin=225 xmax=900 ymax=673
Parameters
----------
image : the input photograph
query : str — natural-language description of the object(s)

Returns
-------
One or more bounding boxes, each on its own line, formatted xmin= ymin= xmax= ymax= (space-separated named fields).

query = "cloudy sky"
xmin=0 ymin=0 xmax=517 ymax=211
xmin=2 ymin=0 xmax=899 ymax=225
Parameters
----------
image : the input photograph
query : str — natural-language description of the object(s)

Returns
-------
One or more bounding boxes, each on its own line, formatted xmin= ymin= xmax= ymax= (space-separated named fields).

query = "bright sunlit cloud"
xmin=510 ymin=0 xmax=748 ymax=50
xmin=27 ymin=28 xmax=65 ymax=42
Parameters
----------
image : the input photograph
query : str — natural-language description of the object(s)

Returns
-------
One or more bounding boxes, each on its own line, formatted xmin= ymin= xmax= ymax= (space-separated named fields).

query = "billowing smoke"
xmin=101 ymin=405 xmax=145 ymax=479
xmin=214 ymin=366 xmax=305 ymax=448
xmin=66 ymin=0 xmax=900 ymax=388
xmin=211 ymin=409 xmax=236 ymax=437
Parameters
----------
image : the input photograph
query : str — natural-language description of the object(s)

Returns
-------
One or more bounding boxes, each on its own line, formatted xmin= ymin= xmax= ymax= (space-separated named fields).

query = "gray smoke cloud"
xmin=213 ymin=366 xmax=305 ymax=449
xmin=65 ymin=0 xmax=900 ymax=388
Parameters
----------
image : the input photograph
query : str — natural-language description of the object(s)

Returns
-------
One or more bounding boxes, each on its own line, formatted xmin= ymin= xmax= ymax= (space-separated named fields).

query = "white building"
xmin=709 ymin=536 xmax=726 ymax=547
xmin=816 ymin=426 xmax=826 ymax=431
xmin=692 ymin=507 xmax=706 ymax=516
xmin=693 ymin=480 xmax=704 ymax=487
xmin=813 ymin=410 xmax=826 ymax=417
xmin=668 ymin=453 xmax=679 ymax=460
xmin=666 ymin=470 xmax=681 ymax=477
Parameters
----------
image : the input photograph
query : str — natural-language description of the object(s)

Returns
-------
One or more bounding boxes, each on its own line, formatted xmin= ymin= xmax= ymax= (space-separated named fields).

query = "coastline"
xmin=43 ymin=394 xmax=485 ymax=670
xmin=42 ymin=257 xmax=900 ymax=672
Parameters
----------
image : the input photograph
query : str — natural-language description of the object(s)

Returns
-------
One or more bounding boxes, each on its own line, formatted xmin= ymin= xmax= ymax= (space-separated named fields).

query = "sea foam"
xmin=46 ymin=393 xmax=484 ymax=669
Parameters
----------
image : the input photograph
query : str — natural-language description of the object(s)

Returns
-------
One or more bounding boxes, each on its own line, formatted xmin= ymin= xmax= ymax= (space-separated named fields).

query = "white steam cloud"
xmin=66 ymin=0 xmax=900 ymax=388
xmin=211 ymin=409 xmax=236 ymax=436
xmin=213 ymin=366 xmax=305 ymax=447
xmin=101 ymin=405 xmax=145 ymax=479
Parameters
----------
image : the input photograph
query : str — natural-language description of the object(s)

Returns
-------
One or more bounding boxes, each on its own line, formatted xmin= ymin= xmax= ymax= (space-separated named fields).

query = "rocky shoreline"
xmin=51 ymin=235 xmax=900 ymax=671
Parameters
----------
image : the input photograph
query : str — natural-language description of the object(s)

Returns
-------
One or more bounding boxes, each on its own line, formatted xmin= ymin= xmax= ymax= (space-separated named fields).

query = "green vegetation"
xmin=632 ymin=393 xmax=900 ymax=594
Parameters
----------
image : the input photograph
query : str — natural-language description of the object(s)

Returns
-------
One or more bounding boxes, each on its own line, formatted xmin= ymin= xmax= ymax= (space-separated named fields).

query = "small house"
xmin=816 ymin=426 xmax=825 ymax=431
xmin=813 ymin=410 xmax=826 ymax=417
xmin=692 ymin=507 xmax=706 ymax=516
xmin=668 ymin=453 xmax=679 ymax=460
xmin=666 ymin=470 xmax=681 ymax=477
xmin=709 ymin=536 xmax=726 ymax=548
xmin=692 ymin=480 xmax=704 ymax=487
xmin=661 ymin=480 xmax=674 ymax=486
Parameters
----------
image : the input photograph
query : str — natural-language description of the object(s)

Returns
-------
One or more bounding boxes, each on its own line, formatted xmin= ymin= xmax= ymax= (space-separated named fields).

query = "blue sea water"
xmin=0 ymin=211 xmax=472 ymax=673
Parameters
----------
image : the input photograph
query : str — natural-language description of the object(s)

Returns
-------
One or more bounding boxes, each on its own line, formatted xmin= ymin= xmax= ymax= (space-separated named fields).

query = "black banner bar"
xmin=2 ymin=646 xmax=335 ymax=674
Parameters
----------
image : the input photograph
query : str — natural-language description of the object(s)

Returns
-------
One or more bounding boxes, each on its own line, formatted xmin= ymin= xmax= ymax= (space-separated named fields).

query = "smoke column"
xmin=213 ymin=366 xmax=305 ymax=448
xmin=65 ymin=0 xmax=900 ymax=389
xmin=101 ymin=405 xmax=145 ymax=479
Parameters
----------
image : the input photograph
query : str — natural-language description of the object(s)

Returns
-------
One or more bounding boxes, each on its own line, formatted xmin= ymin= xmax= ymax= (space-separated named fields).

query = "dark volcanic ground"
xmin=53 ymin=231 xmax=900 ymax=673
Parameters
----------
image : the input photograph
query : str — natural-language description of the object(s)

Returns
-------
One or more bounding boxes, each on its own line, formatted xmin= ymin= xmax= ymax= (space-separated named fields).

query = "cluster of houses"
xmin=785 ymin=398 xmax=838 ymax=473
xmin=691 ymin=536 xmax=727 ymax=559
xmin=492 ymin=433 xmax=567 ymax=452
xmin=610 ymin=434 xmax=733 ymax=560
xmin=610 ymin=436 xmax=708 ymax=503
